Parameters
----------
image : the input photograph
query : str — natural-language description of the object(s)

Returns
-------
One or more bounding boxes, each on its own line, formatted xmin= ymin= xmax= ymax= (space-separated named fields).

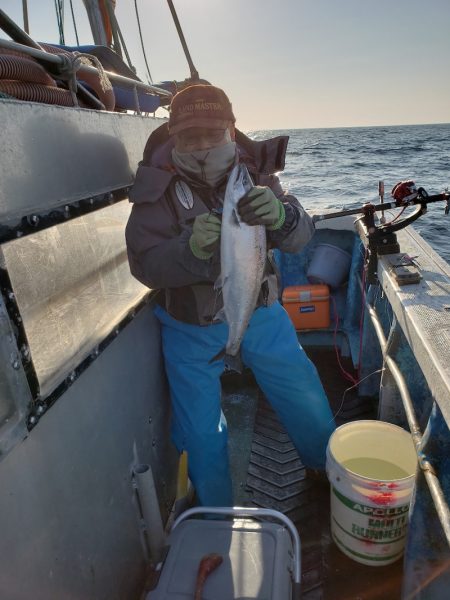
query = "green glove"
xmin=189 ymin=213 xmax=222 ymax=259
xmin=238 ymin=186 xmax=285 ymax=230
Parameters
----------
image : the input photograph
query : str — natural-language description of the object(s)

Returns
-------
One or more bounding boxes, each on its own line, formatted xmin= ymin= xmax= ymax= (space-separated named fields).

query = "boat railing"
xmin=315 ymin=201 xmax=450 ymax=575
xmin=366 ymin=291 xmax=450 ymax=548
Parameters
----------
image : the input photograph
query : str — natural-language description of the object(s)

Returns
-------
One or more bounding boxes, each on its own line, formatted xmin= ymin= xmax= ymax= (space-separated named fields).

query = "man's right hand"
xmin=189 ymin=213 xmax=222 ymax=259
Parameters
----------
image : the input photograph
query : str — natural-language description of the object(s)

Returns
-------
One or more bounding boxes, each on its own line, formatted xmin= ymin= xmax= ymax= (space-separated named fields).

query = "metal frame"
xmin=172 ymin=506 xmax=302 ymax=600
xmin=366 ymin=295 xmax=450 ymax=548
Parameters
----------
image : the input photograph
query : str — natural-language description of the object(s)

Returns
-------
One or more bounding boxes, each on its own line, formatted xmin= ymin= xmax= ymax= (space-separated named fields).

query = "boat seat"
xmin=149 ymin=507 xmax=301 ymax=600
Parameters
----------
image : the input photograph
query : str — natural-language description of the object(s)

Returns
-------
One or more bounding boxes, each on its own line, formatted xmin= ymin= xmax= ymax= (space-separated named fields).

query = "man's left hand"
xmin=238 ymin=187 xmax=285 ymax=229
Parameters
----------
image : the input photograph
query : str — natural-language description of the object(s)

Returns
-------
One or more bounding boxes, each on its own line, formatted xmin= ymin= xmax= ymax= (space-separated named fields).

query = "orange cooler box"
xmin=282 ymin=284 xmax=330 ymax=330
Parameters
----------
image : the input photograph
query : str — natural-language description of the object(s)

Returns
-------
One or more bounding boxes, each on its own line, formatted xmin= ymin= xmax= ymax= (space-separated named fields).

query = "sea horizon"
xmin=247 ymin=121 xmax=450 ymax=134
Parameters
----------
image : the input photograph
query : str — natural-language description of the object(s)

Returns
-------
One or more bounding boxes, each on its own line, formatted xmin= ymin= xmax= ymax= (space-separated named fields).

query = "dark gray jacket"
xmin=125 ymin=126 xmax=314 ymax=325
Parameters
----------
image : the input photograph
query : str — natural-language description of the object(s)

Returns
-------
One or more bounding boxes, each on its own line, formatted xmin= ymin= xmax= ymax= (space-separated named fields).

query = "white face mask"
xmin=171 ymin=141 xmax=237 ymax=187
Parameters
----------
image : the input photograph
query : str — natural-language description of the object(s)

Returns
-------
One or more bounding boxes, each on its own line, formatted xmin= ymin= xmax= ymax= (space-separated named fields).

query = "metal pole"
xmin=367 ymin=300 xmax=450 ymax=547
xmin=22 ymin=0 xmax=29 ymax=34
xmin=0 ymin=8 xmax=43 ymax=49
xmin=166 ymin=0 xmax=199 ymax=81
xmin=81 ymin=0 xmax=108 ymax=46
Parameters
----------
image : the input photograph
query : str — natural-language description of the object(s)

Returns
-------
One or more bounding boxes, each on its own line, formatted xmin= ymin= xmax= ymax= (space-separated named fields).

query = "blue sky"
xmin=3 ymin=0 xmax=450 ymax=129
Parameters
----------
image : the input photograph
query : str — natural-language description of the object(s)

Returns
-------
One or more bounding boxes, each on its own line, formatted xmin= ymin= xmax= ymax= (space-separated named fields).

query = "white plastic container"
xmin=326 ymin=420 xmax=417 ymax=566
xmin=307 ymin=243 xmax=352 ymax=288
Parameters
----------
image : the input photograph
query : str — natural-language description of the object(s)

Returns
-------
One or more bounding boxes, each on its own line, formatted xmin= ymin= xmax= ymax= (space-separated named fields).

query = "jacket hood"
xmin=129 ymin=123 xmax=289 ymax=205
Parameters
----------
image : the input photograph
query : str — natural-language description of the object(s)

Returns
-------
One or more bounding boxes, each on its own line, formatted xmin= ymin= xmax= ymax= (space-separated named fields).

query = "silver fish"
xmin=214 ymin=164 xmax=267 ymax=359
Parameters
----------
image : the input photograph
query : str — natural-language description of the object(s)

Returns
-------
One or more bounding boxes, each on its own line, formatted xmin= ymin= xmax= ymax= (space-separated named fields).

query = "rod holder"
xmin=133 ymin=463 xmax=166 ymax=564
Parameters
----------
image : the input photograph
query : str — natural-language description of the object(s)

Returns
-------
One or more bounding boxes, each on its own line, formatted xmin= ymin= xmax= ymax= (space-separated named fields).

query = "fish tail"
xmin=224 ymin=353 xmax=243 ymax=374
xmin=209 ymin=348 xmax=243 ymax=373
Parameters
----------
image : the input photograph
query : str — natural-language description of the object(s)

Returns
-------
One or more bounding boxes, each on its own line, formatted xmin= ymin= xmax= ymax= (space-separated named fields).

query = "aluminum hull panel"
xmin=0 ymin=303 xmax=177 ymax=600
xmin=2 ymin=200 xmax=147 ymax=397
xmin=0 ymin=100 xmax=163 ymax=225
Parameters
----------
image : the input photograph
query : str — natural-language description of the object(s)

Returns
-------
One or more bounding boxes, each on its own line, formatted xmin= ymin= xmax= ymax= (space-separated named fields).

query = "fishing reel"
xmin=313 ymin=181 xmax=450 ymax=284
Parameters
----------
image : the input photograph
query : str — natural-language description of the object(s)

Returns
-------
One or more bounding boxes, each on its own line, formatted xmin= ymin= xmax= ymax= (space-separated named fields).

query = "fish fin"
xmin=214 ymin=274 xmax=229 ymax=292
xmin=209 ymin=347 xmax=226 ymax=364
xmin=231 ymin=208 xmax=241 ymax=227
xmin=213 ymin=307 xmax=226 ymax=322
xmin=241 ymin=164 xmax=254 ymax=188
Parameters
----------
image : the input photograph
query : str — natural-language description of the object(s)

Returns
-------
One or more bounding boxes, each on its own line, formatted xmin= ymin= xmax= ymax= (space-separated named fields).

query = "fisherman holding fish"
xmin=126 ymin=84 xmax=336 ymax=506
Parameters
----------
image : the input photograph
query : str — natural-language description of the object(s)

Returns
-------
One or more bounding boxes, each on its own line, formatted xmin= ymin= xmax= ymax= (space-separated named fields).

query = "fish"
xmin=212 ymin=164 xmax=267 ymax=363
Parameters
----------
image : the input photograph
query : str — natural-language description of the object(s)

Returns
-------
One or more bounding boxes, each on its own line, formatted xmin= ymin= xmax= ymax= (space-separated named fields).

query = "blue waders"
xmin=155 ymin=301 xmax=336 ymax=506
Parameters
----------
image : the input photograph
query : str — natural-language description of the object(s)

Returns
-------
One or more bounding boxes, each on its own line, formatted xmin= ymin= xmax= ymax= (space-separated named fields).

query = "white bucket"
xmin=326 ymin=420 xmax=417 ymax=566
xmin=307 ymin=243 xmax=352 ymax=288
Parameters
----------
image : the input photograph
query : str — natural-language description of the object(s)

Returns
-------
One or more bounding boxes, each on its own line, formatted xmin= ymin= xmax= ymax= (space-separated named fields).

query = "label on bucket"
xmin=331 ymin=487 xmax=410 ymax=565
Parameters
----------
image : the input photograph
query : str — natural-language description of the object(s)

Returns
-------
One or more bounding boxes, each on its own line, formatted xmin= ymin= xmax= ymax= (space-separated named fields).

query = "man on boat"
xmin=125 ymin=84 xmax=335 ymax=506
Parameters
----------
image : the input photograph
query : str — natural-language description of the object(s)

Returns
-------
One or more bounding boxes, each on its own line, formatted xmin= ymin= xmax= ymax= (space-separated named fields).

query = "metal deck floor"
xmin=222 ymin=347 xmax=404 ymax=600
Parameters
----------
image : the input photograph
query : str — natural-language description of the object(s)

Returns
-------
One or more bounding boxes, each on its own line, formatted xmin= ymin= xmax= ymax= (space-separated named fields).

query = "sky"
xmin=2 ymin=0 xmax=450 ymax=130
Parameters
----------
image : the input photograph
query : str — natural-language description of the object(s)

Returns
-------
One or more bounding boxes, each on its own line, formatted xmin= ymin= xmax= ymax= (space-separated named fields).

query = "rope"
xmin=53 ymin=0 xmax=65 ymax=45
xmin=330 ymin=295 xmax=359 ymax=387
xmin=33 ymin=44 xmax=113 ymax=110
xmin=113 ymin=11 xmax=135 ymax=73
xmin=72 ymin=51 xmax=112 ymax=92
xmin=104 ymin=0 xmax=135 ymax=72
xmin=69 ymin=0 xmax=80 ymax=46
xmin=134 ymin=0 xmax=153 ymax=83
xmin=104 ymin=0 xmax=123 ymax=57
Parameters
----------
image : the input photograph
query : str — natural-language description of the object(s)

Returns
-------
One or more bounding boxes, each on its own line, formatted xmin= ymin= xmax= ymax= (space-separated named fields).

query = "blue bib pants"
xmin=155 ymin=301 xmax=336 ymax=506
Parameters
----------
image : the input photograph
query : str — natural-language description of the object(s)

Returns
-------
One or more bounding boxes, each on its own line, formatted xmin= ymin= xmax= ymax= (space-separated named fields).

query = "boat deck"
xmin=222 ymin=346 xmax=403 ymax=600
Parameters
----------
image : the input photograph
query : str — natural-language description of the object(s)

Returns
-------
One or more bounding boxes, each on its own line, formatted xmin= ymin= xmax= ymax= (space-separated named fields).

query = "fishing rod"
xmin=313 ymin=188 xmax=450 ymax=225
xmin=312 ymin=182 xmax=450 ymax=283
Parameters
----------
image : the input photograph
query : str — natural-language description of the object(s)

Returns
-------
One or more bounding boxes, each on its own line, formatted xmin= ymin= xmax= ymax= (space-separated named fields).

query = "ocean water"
xmin=249 ymin=123 xmax=450 ymax=263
